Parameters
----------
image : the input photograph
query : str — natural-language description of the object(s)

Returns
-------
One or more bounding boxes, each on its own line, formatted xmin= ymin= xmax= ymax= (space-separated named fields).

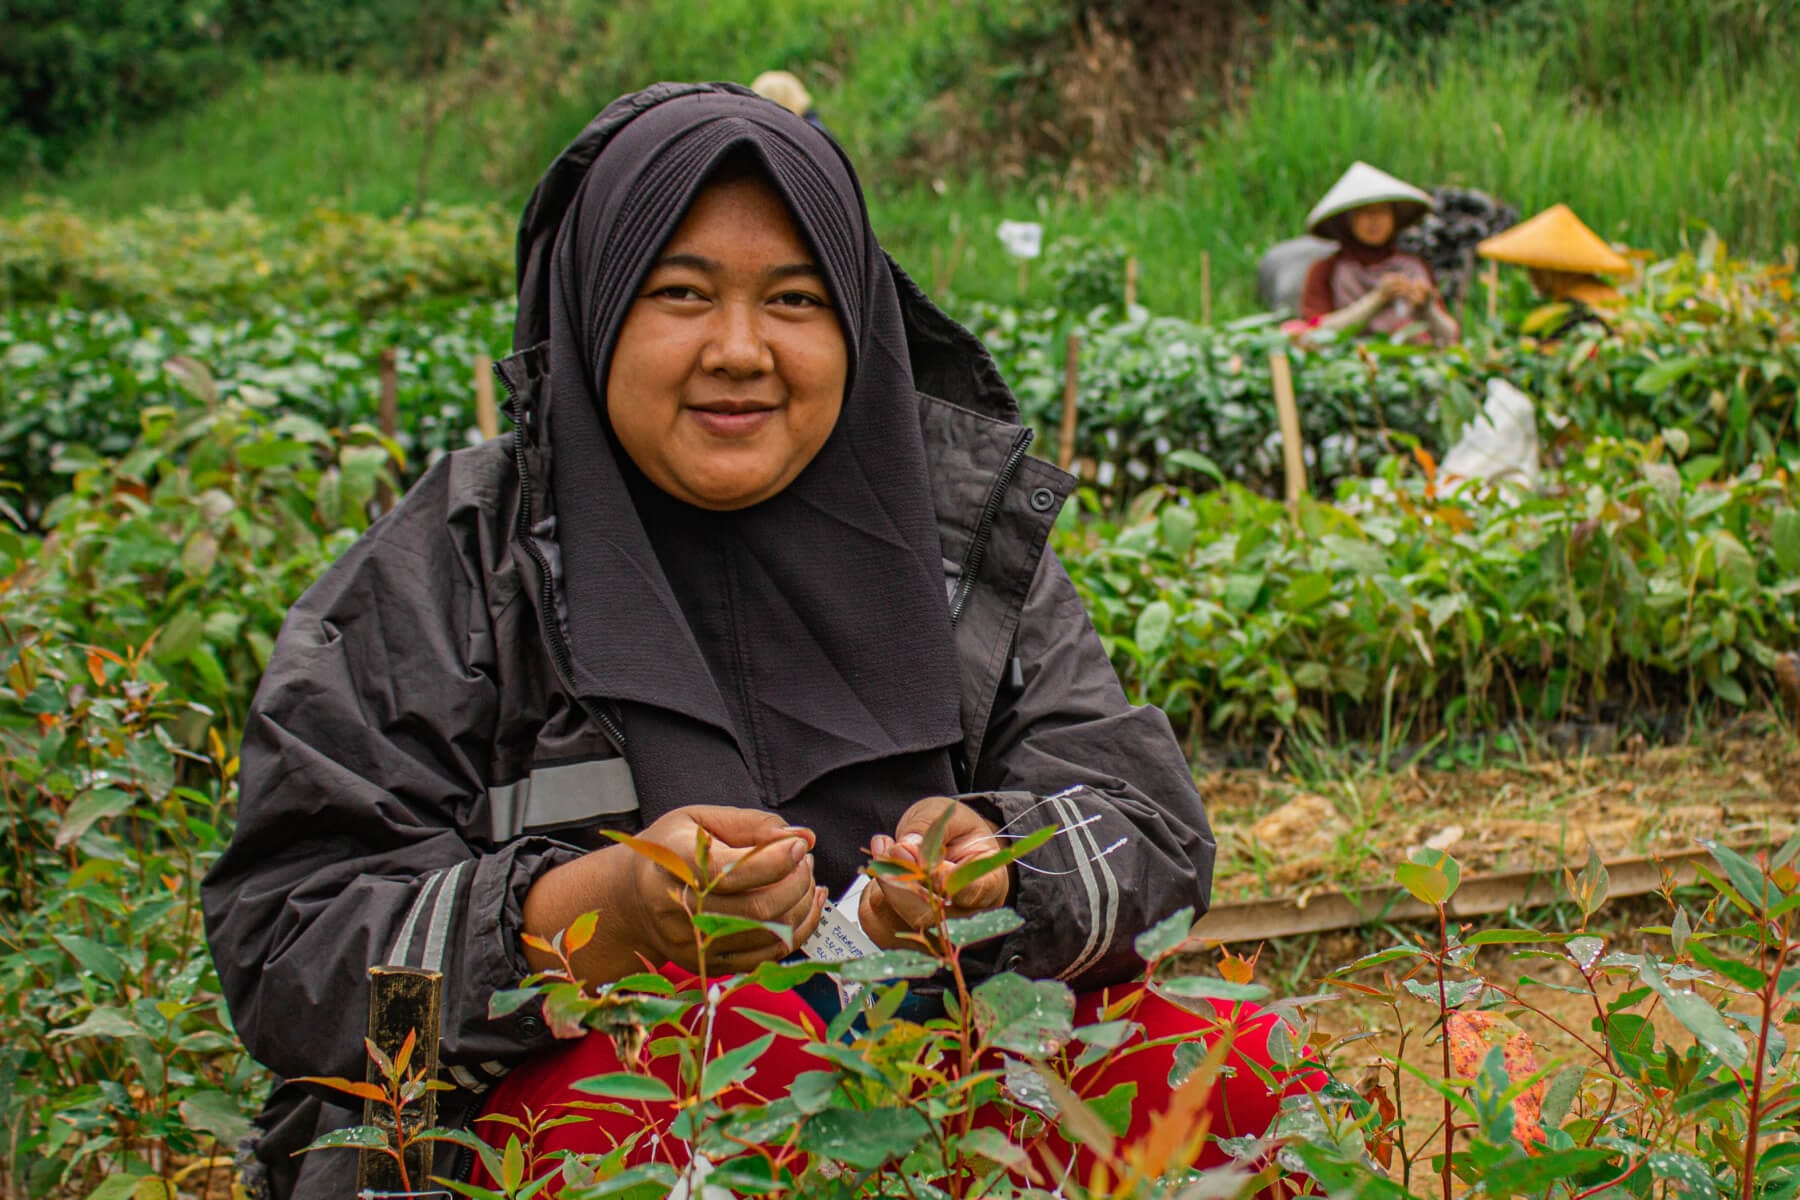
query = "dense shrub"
xmin=0 ymin=1 xmax=238 ymax=171
xmin=1058 ymin=438 xmax=1800 ymax=745
xmin=0 ymin=299 xmax=511 ymax=517
xmin=973 ymin=246 xmax=1800 ymax=503
xmin=0 ymin=201 xmax=513 ymax=313
xmin=0 ymin=396 xmax=394 ymax=1198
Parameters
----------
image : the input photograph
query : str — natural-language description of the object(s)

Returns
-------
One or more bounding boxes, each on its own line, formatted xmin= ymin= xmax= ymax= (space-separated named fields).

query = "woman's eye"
xmin=650 ymin=285 xmax=705 ymax=301
xmin=773 ymin=291 xmax=827 ymax=308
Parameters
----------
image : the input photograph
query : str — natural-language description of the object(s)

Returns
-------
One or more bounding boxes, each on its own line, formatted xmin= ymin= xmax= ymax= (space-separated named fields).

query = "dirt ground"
xmin=1206 ymin=726 xmax=1800 ymax=908
xmin=1184 ymin=722 xmax=1800 ymax=1189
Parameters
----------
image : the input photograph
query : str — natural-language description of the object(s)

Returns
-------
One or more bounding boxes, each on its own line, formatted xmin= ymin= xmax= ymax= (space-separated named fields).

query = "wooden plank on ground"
xmin=1192 ymin=846 xmax=1726 ymax=945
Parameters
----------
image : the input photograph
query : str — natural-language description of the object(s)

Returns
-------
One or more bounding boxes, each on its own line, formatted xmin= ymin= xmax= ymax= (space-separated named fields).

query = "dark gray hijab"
xmin=536 ymin=88 xmax=962 ymax=884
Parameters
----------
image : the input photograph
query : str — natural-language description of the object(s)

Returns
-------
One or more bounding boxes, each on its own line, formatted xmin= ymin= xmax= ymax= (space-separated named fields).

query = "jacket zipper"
xmin=949 ymin=427 xmax=1034 ymax=627
xmin=496 ymin=363 xmax=628 ymax=755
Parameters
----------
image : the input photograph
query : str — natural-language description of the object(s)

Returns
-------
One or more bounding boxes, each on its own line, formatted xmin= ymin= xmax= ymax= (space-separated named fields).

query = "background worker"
xmin=1298 ymin=161 xmax=1460 ymax=346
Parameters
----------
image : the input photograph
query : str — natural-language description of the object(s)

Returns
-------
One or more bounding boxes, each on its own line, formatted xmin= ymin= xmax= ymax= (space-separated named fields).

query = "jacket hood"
xmin=510 ymin=81 xmax=1023 ymax=426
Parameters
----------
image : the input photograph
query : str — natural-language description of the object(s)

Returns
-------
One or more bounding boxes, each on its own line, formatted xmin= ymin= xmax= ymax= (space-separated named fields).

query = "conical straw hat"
xmin=1305 ymin=162 xmax=1434 ymax=241
xmin=1478 ymin=204 xmax=1630 ymax=275
xmin=751 ymin=70 xmax=812 ymax=116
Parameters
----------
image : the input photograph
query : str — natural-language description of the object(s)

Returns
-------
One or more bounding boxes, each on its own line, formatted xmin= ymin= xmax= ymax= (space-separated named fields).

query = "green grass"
xmin=8 ymin=68 xmax=500 ymax=215
xmin=876 ymin=42 xmax=1800 ymax=317
xmin=6 ymin=0 xmax=1796 ymax=320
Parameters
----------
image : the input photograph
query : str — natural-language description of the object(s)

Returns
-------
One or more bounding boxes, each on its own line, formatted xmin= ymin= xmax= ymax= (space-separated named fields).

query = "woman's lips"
xmin=688 ymin=405 xmax=776 ymax=437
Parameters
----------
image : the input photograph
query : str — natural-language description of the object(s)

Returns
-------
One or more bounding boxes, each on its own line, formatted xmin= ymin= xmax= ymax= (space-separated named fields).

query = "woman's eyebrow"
xmin=650 ymin=253 xmax=823 ymax=283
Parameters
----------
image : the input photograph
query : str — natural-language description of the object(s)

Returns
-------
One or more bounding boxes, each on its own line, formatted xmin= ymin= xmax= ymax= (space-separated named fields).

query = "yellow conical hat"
xmin=1478 ymin=205 xmax=1630 ymax=275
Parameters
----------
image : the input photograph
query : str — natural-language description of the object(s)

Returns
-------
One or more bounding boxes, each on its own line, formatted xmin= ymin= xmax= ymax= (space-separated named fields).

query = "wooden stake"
xmin=1486 ymin=258 xmax=1501 ymax=324
xmin=1058 ymin=333 xmax=1081 ymax=472
xmin=358 ymin=966 xmax=442 ymax=1195
xmin=378 ymin=348 xmax=398 ymax=513
xmin=1269 ymin=350 xmax=1304 ymax=523
xmin=933 ymin=228 xmax=969 ymax=299
xmin=1124 ymin=255 xmax=1138 ymax=308
xmin=1200 ymin=251 xmax=1213 ymax=326
xmin=1017 ymin=256 xmax=1031 ymax=299
xmin=474 ymin=353 xmax=498 ymax=440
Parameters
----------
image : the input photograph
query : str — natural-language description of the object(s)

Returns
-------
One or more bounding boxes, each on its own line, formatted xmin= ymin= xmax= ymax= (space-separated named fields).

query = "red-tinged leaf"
xmin=362 ymin=1037 xmax=394 ymax=1078
xmin=293 ymin=1076 xmax=390 ymax=1104
xmin=519 ymin=932 xmax=556 ymax=956
xmin=393 ymin=1028 xmax=417 ymax=1080
xmin=565 ymin=911 xmax=599 ymax=955
xmin=86 ymin=650 xmax=106 ymax=686
xmin=599 ymin=831 xmax=698 ymax=889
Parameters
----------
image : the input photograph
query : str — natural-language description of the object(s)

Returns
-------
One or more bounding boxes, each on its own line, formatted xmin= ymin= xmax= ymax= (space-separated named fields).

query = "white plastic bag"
xmin=1441 ymin=378 xmax=1541 ymax=491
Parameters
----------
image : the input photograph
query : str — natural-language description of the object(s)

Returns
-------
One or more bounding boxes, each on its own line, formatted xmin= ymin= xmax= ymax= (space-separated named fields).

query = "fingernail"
xmin=901 ymin=832 xmax=924 ymax=847
xmin=871 ymin=834 xmax=891 ymax=857
xmin=788 ymin=838 xmax=808 ymax=865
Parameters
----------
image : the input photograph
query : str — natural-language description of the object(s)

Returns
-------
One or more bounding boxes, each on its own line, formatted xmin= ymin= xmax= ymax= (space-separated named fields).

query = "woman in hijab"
xmin=1298 ymin=162 xmax=1460 ymax=346
xmin=203 ymin=83 xmax=1315 ymax=1200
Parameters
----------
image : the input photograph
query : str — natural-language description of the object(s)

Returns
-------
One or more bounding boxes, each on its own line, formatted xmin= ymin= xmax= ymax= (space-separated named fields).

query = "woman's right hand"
xmin=521 ymin=805 xmax=826 ymax=985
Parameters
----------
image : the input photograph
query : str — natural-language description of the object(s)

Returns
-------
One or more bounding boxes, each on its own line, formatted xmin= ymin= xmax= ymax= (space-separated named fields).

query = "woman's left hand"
xmin=860 ymin=797 xmax=1010 ymax=949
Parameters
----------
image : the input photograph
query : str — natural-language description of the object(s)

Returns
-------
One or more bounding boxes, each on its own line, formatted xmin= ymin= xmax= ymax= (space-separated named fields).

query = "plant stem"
xmin=1435 ymin=902 xmax=1455 ymax=1200
xmin=1739 ymin=919 xmax=1790 ymax=1200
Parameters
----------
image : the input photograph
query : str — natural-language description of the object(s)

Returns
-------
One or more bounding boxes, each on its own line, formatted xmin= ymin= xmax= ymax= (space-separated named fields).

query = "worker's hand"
xmin=1397 ymin=276 xmax=1433 ymax=306
xmin=627 ymin=806 xmax=827 ymax=973
xmin=860 ymin=797 xmax=1010 ymax=950
xmin=524 ymin=805 xmax=825 ymax=983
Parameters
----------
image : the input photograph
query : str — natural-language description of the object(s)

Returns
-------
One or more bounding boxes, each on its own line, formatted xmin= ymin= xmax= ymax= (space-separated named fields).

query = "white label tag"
xmin=800 ymin=899 xmax=878 ymax=962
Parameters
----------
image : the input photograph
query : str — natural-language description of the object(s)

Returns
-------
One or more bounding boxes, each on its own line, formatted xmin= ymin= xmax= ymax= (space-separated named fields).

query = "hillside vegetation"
xmin=5 ymin=0 xmax=1795 ymax=316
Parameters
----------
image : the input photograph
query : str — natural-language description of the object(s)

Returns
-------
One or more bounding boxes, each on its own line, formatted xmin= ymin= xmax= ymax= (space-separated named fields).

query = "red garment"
xmin=470 ymin=966 xmax=1327 ymax=1190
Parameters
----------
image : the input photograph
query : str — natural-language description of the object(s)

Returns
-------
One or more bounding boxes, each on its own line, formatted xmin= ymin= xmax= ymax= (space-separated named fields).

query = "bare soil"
xmin=1207 ymin=727 xmax=1800 ymax=908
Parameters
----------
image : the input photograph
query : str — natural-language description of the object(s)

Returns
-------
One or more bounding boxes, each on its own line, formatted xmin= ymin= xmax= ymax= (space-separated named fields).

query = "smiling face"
xmin=604 ymin=170 xmax=848 ymax=511
xmin=1347 ymin=202 xmax=1397 ymax=247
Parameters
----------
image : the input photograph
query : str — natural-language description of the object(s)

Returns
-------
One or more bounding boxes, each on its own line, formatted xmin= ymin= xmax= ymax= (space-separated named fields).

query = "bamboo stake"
xmin=1017 ymin=256 xmax=1030 ymax=299
xmin=1124 ymin=255 xmax=1138 ymax=308
xmin=932 ymin=227 xmax=969 ymax=299
xmin=1269 ymin=350 xmax=1304 ymax=524
xmin=474 ymin=353 xmax=498 ymax=440
xmin=1200 ymin=251 xmax=1213 ymax=326
xmin=1486 ymin=258 xmax=1501 ymax=324
xmin=1058 ymin=333 xmax=1081 ymax=472
xmin=378 ymin=348 xmax=398 ymax=513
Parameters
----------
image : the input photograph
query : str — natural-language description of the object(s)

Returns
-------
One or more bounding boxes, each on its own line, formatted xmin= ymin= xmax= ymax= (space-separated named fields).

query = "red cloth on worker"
xmin=470 ymin=965 xmax=1326 ymax=1187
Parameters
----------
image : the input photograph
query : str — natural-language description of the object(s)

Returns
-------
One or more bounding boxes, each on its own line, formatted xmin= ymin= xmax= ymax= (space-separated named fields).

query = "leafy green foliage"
xmin=0 ymin=201 xmax=512 ymax=313
xmin=1 ymin=295 xmax=509 ymax=515
xmin=972 ymin=246 xmax=1799 ymax=502
xmin=1058 ymin=436 xmax=1800 ymax=745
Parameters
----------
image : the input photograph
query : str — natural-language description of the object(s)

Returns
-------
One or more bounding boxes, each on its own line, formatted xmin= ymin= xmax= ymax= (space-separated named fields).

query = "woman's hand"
xmin=860 ymin=797 xmax=1010 ymax=950
xmin=522 ymin=805 xmax=826 ymax=985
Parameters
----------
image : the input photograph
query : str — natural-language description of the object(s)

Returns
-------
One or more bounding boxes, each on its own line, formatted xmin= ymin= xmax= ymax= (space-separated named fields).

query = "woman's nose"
xmin=700 ymin=302 xmax=775 ymax=378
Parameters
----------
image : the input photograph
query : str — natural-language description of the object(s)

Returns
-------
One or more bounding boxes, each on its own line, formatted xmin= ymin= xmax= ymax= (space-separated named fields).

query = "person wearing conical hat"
xmin=1478 ymin=204 xmax=1631 ymax=328
xmin=1298 ymin=162 xmax=1460 ymax=346
xmin=751 ymin=69 xmax=831 ymax=136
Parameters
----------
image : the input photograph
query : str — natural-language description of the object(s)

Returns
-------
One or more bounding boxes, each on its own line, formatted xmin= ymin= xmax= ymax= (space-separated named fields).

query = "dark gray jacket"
xmin=202 ymin=87 xmax=1214 ymax=1200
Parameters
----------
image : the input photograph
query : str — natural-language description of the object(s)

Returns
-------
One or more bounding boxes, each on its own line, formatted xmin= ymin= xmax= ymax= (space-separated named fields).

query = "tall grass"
xmin=879 ymin=31 xmax=1800 ymax=316
xmin=11 ymin=68 xmax=501 ymax=216
xmin=6 ymin=0 xmax=1794 ymax=320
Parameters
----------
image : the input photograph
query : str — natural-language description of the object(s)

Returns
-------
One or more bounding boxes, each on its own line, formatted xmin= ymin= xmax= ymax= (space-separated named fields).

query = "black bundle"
xmin=1398 ymin=186 xmax=1520 ymax=303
